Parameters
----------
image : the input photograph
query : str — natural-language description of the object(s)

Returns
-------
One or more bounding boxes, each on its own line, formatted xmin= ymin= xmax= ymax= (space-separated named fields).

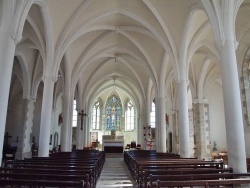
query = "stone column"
xmin=38 ymin=77 xmax=55 ymax=157
xmin=155 ymin=96 xmax=166 ymax=152
xmin=0 ymin=30 xmax=17 ymax=165
xmin=68 ymin=100 xmax=73 ymax=151
xmin=137 ymin=112 xmax=145 ymax=149
xmin=188 ymin=109 xmax=195 ymax=158
xmin=171 ymin=111 xmax=179 ymax=154
xmin=178 ymin=80 xmax=190 ymax=157
xmin=219 ymin=39 xmax=247 ymax=172
xmin=193 ymin=100 xmax=211 ymax=159
xmin=76 ymin=109 xmax=83 ymax=149
xmin=84 ymin=116 xmax=90 ymax=147
xmin=60 ymin=87 xmax=72 ymax=151
xmin=15 ymin=98 xmax=35 ymax=159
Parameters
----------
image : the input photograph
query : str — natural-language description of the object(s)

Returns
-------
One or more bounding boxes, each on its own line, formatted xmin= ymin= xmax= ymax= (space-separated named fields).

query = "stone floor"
xmin=96 ymin=153 xmax=137 ymax=188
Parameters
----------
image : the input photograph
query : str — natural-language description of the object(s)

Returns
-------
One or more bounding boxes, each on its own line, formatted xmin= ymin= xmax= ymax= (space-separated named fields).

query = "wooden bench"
xmin=0 ymin=172 xmax=90 ymax=188
xmin=17 ymin=165 xmax=96 ymax=183
xmin=0 ymin=150 xmax=104 ymax=188
xmin=134 ymin=161 xmax=223 ymax=185
xmin=0 ymin=179 xmax=85 ymax=188
xmin=156 ymin=178 xmax=250 ymax=188
xmin=148 ymin=173 xmax=250 ymax=188
xmin=0 ymin=167 xmax=94 ymax=188
xmin=140 ymin=168 xmax=233 ymax=188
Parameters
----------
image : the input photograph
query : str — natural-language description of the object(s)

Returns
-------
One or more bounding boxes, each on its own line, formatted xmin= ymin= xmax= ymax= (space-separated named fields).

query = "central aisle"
xmin=96 ymin=153 xmax=137 ymax=188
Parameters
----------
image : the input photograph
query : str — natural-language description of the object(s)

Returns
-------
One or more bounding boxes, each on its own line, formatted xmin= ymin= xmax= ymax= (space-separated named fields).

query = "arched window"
xmin=150 ymin=101 xmax=156 ymax=128
xmin=92 ymin=98 xmax=102 ymax=130
xmin=125 ymin=99 xmax=135 ymax=131
xmin=72 ymin=99 xmax=77 ymax=127
xmin=106 ymin=95 xmax=122 ymax=131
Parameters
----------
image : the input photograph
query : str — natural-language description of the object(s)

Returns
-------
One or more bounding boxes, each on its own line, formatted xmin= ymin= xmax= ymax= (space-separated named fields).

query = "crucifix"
xmin=78 ymin=110 xmax=87 ymax=130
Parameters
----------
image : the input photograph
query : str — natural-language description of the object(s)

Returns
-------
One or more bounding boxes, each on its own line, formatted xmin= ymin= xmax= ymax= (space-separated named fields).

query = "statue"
xmin=58 ymin=113 xmax=63 ymax=125
xmin=212 ymin=141 xmax=218 ymax=151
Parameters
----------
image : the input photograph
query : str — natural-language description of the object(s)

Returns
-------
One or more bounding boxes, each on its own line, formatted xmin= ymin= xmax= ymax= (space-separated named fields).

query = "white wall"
xmin=245 ymin=128 xmax=250 ymax=157
xmin=6 ymin=91 xmax=23 ymax=144
xmin=33 ymin=83 xmax=43 ymax=146
xmin=208 ymin=82 xmax=227 ymax=152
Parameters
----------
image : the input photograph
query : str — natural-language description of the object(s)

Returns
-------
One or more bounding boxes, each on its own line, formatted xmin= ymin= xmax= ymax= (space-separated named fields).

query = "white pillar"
xmin=16 ymin=98 xmax=35 ymax=159
xmin=76 ymin=109 xmax=83 ymax=149
xmin=84 ymin=116 xmax=90 ymax=147
xmin=0 ymin=30 xmax=16 ymax=165
xmin=137 ymin=111 xmax=145 ymax=148
xmin=68 ymin=99 xmax=73 ymax=151
xmin=220 ymin=39 xmax=247 ymax=173
xmin=60 ymin=82 xmax=72 ymax=151
xmin=155 ymin=96 xmax=166 ymax=152
xmin=38 ymin=77 xmax=55 ymax=157
xmin=178 ymin=80 xmax=190 ymax=157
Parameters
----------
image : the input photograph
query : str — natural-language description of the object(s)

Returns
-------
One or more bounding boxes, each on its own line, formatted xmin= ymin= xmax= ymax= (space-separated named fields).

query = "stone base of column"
xmin=15 ymin=151 xmax=32 ymax=160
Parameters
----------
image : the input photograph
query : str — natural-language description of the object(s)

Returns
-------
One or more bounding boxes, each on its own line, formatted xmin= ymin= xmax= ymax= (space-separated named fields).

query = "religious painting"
xmin=106 ymin=95 xmax=122 ymax=131
xmin=90 ymin=132 xmax=98 ymax=142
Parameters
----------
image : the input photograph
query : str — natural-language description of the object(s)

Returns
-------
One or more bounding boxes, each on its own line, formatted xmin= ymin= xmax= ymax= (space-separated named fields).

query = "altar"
xmin=102 ymin=133 xmax=124 ymax=153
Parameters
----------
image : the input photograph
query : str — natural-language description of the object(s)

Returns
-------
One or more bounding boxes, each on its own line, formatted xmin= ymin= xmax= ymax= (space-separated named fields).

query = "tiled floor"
xmin=96 ymin=153 xmax=137 ymax=188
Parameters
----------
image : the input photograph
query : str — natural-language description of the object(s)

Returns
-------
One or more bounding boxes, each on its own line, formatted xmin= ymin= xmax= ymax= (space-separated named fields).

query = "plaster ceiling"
xmin=17 ymin=0 xmax=250 ymax=108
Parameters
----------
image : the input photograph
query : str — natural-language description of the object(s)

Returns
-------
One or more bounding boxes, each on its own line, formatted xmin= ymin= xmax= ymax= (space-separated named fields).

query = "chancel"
xmin=102 ymin=130 xmax=124 ymax=153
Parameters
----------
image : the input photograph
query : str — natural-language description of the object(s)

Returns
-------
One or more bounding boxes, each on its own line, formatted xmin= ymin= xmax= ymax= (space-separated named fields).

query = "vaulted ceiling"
xmin=14 ymin=0 xmax=250 ymax=109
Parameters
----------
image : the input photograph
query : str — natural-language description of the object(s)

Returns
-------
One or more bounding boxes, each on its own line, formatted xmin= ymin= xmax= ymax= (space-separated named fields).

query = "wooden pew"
xmin=124 ymin=150 xmax=250 ymax=188
xmin=148 ymin=173 xmax=250 ymax=188
xmin=0 ymin=179 xmax=85 ymax=188
xmin=23 ymin=158 xmax=103 ymax=176
xmin=134 ymin=160 xmax=223 ymax=185
xmin=156 ymin=178 xmax=250 ymax=188
xmin=0 ymin=172 xmax=90 ymax=188
xmin=140 ymin=168 xmax=233 ymax=188
xmin=0 ymin=150 xmax=104 ymax=188
xmin=0 ymin=167 xmax=94 ymax=188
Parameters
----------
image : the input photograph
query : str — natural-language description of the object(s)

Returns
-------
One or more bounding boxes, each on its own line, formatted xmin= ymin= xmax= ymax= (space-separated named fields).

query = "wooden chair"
xmin=136 ymin=144 xmax=141 ymax=150
xmin=125 ymin=144 xmax=131 ymax=151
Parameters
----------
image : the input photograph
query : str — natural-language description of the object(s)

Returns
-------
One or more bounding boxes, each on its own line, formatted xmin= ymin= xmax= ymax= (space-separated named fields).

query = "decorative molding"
xmin=11 ymin=32 xmax=22 ymax=44
xmin=193 ymin=98 xmax=208 ymax=104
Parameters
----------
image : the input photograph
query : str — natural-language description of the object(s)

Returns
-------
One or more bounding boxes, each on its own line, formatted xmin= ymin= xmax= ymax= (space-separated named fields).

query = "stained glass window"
xmin=125 ymin=99 xmax=135 ymax=131
xmin=106 ymin=95 xmax=122 ymax=130
xmin=92 ymin=98 xmax=102 ymax=130
xmin=72 ymin=99 xmax=77 ymax=127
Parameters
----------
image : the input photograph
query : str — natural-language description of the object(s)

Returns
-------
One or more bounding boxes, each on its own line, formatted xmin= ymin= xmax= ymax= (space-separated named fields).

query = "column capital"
xmin=170 ymin=110 xmax=176 ymax=115
xmin=22 ymin=96 xmax=36 ymax=102
xmin=11 ymin=32 xmax=22 ymax=45
xmin=193 ymin=98 xmax=208 ymax=104
xmin=42 ymin=76 xmax=57 ymax=83
xmin=215 ymin=39 xmax=239 ymax=51
xmin=173 ymin=79 xmax=189 ymax=87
